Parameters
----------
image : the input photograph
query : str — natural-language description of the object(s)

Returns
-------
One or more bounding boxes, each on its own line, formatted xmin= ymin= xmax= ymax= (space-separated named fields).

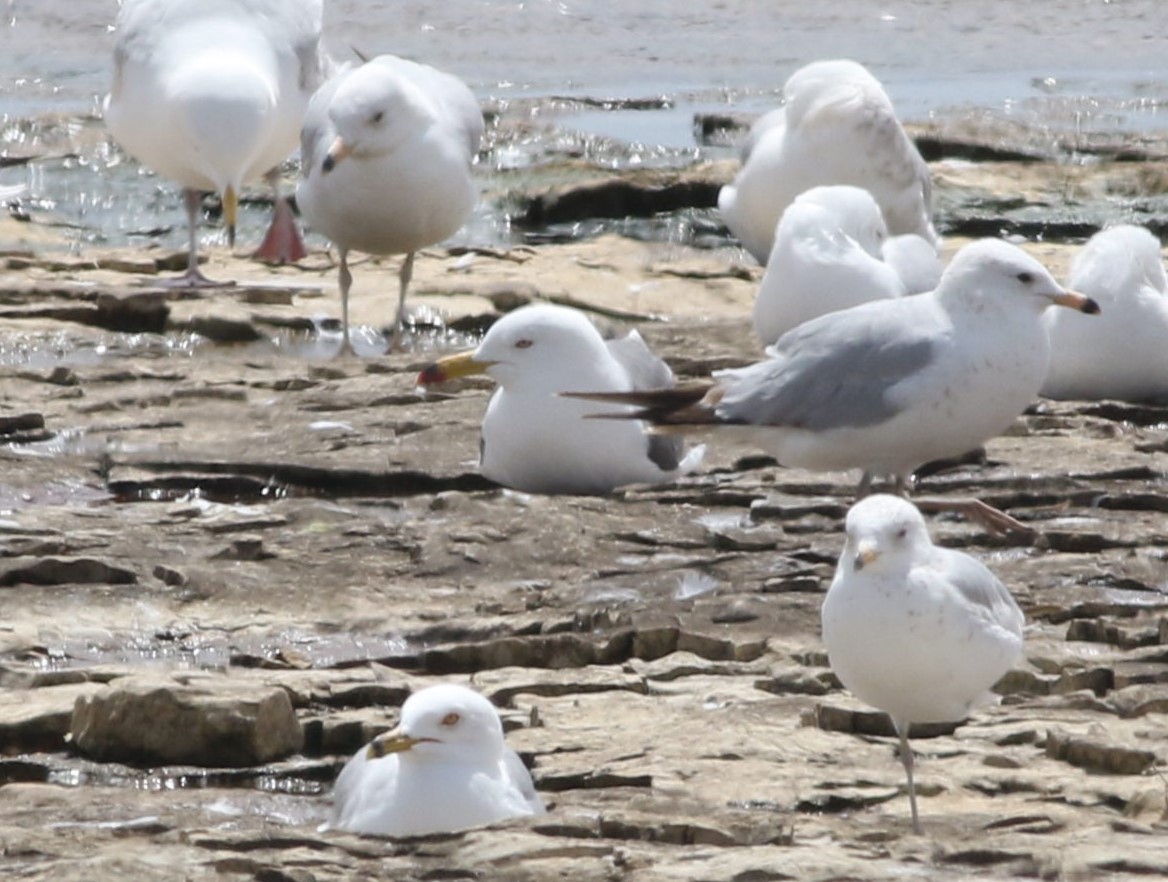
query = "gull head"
xmin=417 ymin=304 xmax=608 ymax=390
xmin=843 ymin=494 xmax=931 ymax=574
xmin=790 ymin=185 xmax=889 ymax=257
xmin=937 ymin=239 xmax=1101 ymax=317
xmin=366 ymin=684 xmax=505 ymax=765
xmin=323 ymin=61 xmax=427 ymax=172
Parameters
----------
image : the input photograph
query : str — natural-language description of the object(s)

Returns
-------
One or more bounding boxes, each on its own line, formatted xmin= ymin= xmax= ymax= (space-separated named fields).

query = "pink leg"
xmin=253 ymin=173 xmax=307 ymax=265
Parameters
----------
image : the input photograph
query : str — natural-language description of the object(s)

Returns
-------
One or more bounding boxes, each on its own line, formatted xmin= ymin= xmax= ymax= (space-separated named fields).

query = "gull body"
xmin=330 ymin=684 xmax=544 ymax=837
xmin=297 ymin=55 xmax=483 ymax=350
xmin=418 ymin=304 xmax=703 ymax=494
xmin=105 ymin=0 xmax=324 ymax=281
xmin=1042 ymin=225 xmax=1168 ymax=401
xmin=754 ymin=185 xmax=909 ymax=345
xmin=821 ymin=494 xmax=1025 ymax=831
xmin=719 ymin=59 xmax=937 ymax=265
xmin=569 ymin=240 xmax=1098 ymax=491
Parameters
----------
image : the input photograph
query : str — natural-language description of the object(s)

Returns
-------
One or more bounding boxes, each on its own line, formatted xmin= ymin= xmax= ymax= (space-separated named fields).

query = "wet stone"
xmin=1044 ymin=727 xmax=1157 ymax=775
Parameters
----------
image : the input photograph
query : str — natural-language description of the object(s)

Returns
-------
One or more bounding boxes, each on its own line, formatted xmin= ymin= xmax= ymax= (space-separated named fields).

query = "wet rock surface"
xmin=0 ymin=150 xmax=1167 ymax=881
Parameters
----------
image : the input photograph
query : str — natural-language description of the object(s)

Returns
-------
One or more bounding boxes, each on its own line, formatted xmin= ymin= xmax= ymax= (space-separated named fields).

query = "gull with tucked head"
xmin=330 ymin=683 xmax=544 ymax=837
xmin=567 ymin=239 xmax=1099 ymax=533
xmin=418 ymin=304 xmax=703 ymax=495
xmin=297 ymin=54 xmax=483 ymax=352
xmin=821 ymin=494 xmax=1025 ymax=832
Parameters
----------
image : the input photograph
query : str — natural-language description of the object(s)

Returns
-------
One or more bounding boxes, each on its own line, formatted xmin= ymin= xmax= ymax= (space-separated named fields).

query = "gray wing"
xmin=299 ymin=68 xmax=348 ymax=178
xmin=936 ymin=547 xmax=1025 ymax=638
xmin=714 ymin=297 xmax=941 ymax=432
xmin=503 ymin=747 xmax=546 ymax=815
xmin=606 ymin=331 xmax=686 ymax=472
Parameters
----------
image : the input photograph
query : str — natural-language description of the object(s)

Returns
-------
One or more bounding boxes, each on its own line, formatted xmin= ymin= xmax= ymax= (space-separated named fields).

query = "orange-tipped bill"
xmin=416 ymin=350 xmax=492 ymax=386
xmin=1053 ymin=290 xmax=1100 ymax=314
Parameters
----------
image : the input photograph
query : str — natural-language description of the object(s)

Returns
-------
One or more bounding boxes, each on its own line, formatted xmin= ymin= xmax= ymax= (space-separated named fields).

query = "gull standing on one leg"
xmin=297 ymin=55 xmax=483 ymax=353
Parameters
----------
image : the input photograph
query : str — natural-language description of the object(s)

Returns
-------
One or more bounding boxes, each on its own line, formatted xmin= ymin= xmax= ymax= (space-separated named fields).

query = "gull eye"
xmin=514 ymin=339 xmax=533 ymax=350
xmin=440 ymin=712 xmax=461 ymax=727
xmin=371 ymin=110 xmax=385 ymax=124
xmin=1016 ymin=271 xmax=1034 ymax=284
xmin=894 ymin=527 xmax=908 ymax=540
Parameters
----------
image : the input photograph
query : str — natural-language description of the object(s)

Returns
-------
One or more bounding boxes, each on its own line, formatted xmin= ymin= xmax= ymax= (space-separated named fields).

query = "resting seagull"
xmin=105 ymin=0 xmax=325 ymax=284
xmin=297 ymin=54 xmax=483 ymax=352
xmin=330 ymin=684 xmax=545 ymax=836
xmin=821 ymin=494 xmax=1025 ymax=833
xmin=568 ymin=240 xmax=1099 ymax=532
xmin=719 ymin=59 xmax=937 ymax=265
xmin=418 ymin=304 xmax=704 ymax=495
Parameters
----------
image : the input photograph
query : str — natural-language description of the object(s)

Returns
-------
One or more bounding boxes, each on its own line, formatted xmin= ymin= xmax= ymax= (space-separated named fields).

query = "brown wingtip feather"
xmin=563 ymin=383 xmax=721 ymax=426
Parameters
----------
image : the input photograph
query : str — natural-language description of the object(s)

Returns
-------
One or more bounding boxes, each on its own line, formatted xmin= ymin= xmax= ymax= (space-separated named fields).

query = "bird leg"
xmin=337 ymin=249 xmax=355 ymax=356
xmin=389 ymin=250 xmax=416 ymax=352
xmin=914 ymin=497 xmax=1037 ymax=539
xmin=150 ymin=189 xmax=231 ymax=288
xmin=253 ymin=169 xmax=308 ymax=265
xmin=895 ymin=721 xmax=922 ymax=835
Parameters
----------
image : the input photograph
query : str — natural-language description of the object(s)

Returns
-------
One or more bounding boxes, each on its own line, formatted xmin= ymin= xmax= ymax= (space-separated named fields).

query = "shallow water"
xmin=2 ymin=0 xmax=1167 ymax=252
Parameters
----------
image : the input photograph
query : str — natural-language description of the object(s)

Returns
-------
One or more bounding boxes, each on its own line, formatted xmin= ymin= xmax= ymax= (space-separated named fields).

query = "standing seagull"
xmin=105 ymin=0 xmax=325 ymax=284
xmin=719 ymin=59 xmax=937 ymax=266
xmin=297 ymin=55 xmax=484 ymax=352
xmin=567 ymin=240 xmax=1099 ymax=531
xmin=329 ymin=684 xmax=545 ymax=836
xmin=821 ymin=495 xmax=1025 ymax=832
xmin=417 ymin=304 xmax=704 ymax=494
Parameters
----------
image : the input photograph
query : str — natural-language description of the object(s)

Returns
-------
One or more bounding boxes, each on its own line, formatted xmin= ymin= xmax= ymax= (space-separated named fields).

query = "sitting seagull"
xmin=821 ymin=495 xmax=1025 ymax=833
xmin=567 ymin=240 xmax=1098 ymax=531
xmin=104 ymin=0 xmax=325 ymax=284
xmin=297 ymin=54 xmax=483 ymax=352
xmin=330 ymin=683 xmax=545 ymax=837
xmin=417 ymin=304 xmax=704 ymax=495
xmin=1041 ymin=224 xmax=1168 ymax=402
xmin=719 ymin=59 xmax=937 ymax=266
xmin=754 ymin=185 xmax=927 ymax=345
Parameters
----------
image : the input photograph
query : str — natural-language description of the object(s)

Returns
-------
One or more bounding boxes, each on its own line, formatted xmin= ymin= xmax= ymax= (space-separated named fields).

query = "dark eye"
xmin=515 ymin=339 xmax=533 ymax=349
xmin=895 ymin=527 xmax=908 ymax=540
xmin=1016 ymin=271 xmax=1034 ymax=284
xmin=371 ymin=110 xmax=384 ymax=124
xmin=441 ymin=712 xmax=460 ymax=726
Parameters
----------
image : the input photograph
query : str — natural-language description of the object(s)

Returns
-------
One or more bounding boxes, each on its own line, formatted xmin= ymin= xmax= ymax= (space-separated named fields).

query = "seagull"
xmin=297 ymin=54 xmax=483 ymax=352
xmin=754 ymin=185 xmax=911 ymax=345
xmin=566 ymin=240 xmax=1099 ymax=531
xmin=329 ymin=683 xmax=545 ymax=837
xmin=719 ymin=59 xmax=937 ymax=265
xmin=1042 ymin=224 xmax=1168 ymax=402
xmin=104 ymin=0 xmax=325 ymax=284
xmin=821 ymin=494 xmax=1025 ymax=833
xmin=417 ymin=304 xmax=704 ymax=495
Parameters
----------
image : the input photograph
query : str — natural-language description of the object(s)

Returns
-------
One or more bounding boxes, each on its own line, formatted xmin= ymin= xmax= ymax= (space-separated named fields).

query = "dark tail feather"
xmin=563 ymin=383 xmax=720 ymax=426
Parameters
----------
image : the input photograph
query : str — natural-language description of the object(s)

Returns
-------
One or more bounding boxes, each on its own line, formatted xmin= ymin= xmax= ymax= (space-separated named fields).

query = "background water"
xmin=2 ymin=0 xmax=1167 ymax=252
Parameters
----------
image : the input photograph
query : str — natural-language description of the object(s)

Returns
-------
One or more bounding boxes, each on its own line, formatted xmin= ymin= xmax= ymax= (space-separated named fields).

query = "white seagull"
xmin=567 ymin=240 xmax=1098 ymax=530
xmin=821 ymin=494 xmax=1025 ymax=833
xmin=754 ymin=185 xmax=920 ymax=345
xmin=719 ymin=59 xmax=937 ymax=266
xmin=330 ymin=683 xmax=545 ymax=837
xmin=105 ymin=0 xmax=325 ymax=284
xmin=417 ymin=304 xmax=704 ymax=495
xmin=1041 ymin=224 xmax=1168 ymax=402
xmin=297 ymin=54 xmax=484 ymax=352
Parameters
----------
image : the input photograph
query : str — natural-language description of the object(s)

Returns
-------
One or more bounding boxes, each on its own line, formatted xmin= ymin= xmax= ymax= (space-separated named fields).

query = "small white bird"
xmin=1041 ymin=224 xmax=1168 ymax=401
xmin=330 ymin=684 xmax=545 ymax=837
xmin=719 ymin=59 xmax=937 ymax=266
xmin=297 ymin=55 xmax=484 ymax=352
xmin=105 ymin=0 xmax=325 ymax=284
xmin=569 ymin=240 xmax=1098 ymax=500
xmin=821 ymin=494 xmax=1025 ymax=833
xmin=754 ymin=185 xmax=911 ymax=345
xmin=417 ymin=304 xmax=704 ymax=495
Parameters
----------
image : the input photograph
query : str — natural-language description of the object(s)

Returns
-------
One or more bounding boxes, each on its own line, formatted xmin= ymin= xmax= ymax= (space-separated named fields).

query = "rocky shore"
xmin=0 ymin=125 xmax=1167 ymax=881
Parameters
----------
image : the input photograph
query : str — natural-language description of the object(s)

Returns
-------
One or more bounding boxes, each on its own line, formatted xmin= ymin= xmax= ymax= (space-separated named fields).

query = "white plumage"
xmin=719 ymin=59 xmax=937 ymax=266
xmin=297 ymin=55 xmax=483 ymax=350
xmin=1041 ymin=224 xmax=1168 ymax=401
xmin=330 ymin=684 xmax=545 ymax=837
xmin=821 ymin=494 xmax=1025 ymax=832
